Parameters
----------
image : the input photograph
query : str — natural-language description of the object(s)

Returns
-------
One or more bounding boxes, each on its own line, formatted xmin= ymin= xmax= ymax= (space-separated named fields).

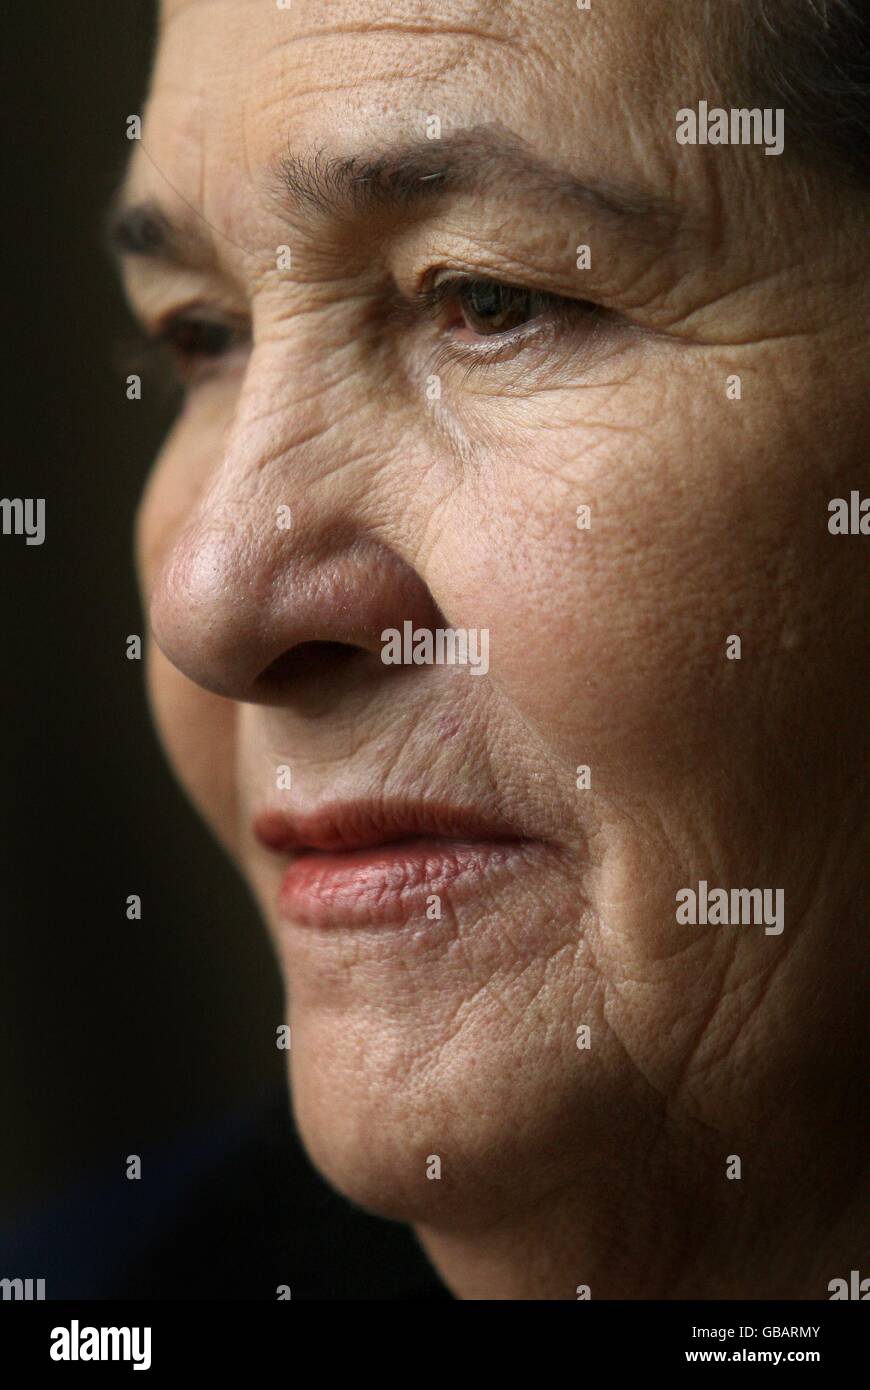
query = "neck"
xmin=416 ymin=1115 xmax=869 ymax=1300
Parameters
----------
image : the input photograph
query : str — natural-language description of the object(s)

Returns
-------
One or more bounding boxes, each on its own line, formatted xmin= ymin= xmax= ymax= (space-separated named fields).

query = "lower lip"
xmin=277 ymin=838 xmax=524 ymax=927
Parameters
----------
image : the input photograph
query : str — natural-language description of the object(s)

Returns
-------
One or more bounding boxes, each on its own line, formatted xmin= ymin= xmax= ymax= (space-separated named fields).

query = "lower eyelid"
xmin=431 ymin=316 xmax=559 ymax=373
xmin=428 ymin=304 xmax=624 ymax=386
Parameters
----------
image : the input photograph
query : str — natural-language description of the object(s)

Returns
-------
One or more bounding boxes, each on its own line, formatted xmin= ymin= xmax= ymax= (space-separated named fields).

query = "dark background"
xmin=2 ymin=2 xmax=284 ymax=1225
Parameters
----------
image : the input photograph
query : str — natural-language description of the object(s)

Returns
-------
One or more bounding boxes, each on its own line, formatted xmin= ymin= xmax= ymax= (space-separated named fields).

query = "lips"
xmin=253 ymin=800 xmax=531 ymax=927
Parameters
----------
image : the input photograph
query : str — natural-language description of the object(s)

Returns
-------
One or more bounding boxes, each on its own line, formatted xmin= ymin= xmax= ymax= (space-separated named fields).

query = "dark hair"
xmin=733 ymin=0 xmax=870 ymax=183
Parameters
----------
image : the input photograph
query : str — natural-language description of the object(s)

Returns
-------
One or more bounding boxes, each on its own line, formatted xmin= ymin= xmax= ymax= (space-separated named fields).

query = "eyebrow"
xmin=107 ymin=124 xmax=687 ymax=267
xmin=274 ymin=127 xmax=683 ymax=239
xmin=105 ymin=196 xmax=211 ymax=265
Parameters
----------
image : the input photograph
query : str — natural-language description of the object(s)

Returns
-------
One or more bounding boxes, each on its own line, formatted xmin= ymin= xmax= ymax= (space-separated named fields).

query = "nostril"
xmin=258 ymin=640 xmax=365 ymax=688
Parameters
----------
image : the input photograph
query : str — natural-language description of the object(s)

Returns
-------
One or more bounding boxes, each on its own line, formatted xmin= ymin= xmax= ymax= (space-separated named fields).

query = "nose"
xmin=147 ymin=392 xmax=441 ymax=705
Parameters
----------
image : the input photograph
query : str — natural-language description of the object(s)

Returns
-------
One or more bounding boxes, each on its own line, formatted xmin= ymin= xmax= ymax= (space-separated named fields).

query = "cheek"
xmin=442 ymin=387 xmax=813 ymax=788
xmin=146 ymin=645 xmax=239 ymax=854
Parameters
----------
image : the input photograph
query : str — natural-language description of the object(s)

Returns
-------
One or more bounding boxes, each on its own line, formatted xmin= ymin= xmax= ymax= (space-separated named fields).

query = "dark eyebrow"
xmin=105 ymin=195 xmax=213 ymax=267
xmin=272 ymin=125 xmax=687 ymax=245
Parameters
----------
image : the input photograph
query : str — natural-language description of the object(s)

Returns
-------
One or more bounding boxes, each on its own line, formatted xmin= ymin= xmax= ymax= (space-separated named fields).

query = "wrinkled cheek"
xmin=443 ymin=402 xmax=767 ymax=789
xmin=145 ymin=641 xmax=240 ymax=855
xmin=441 ymin=492 xmax=698 ymax=783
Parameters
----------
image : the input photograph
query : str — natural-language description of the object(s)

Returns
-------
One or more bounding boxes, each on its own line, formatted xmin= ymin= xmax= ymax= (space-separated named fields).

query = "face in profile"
xmin=114 ymin=0 xmax=868 ymax=1298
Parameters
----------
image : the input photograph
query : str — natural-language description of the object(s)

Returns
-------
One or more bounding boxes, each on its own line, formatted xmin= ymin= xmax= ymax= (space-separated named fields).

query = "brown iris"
xmin=456 ymin=280 xmax=545 ymax=336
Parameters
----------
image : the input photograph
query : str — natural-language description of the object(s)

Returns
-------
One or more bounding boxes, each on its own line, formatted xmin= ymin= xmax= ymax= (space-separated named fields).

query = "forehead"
xmin=137 ymin=0 xmax=698 ymax=236
xmin=152 ymin=0 xmax=687 ymax=129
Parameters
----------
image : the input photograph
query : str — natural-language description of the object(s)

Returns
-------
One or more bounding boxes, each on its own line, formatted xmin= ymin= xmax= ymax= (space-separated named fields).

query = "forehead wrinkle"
xmin=252 ymin=15 xmax=558 ymax=116
xmin=260 ymin=16 xmax=512 ymax=49
xmin=253 ymin=0 xmax=519 ymax=57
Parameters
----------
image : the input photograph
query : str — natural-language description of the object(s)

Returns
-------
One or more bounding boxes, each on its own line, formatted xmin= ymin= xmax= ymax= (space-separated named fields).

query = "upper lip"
xmin=253 ymin=799 xmax=526 ymax=854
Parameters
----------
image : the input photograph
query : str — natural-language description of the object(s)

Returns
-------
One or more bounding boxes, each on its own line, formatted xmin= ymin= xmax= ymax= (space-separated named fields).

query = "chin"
xmin=282 ymin=1019 xmax=527 ymax=1230
xmin=285 ymin=1055 xmax=454 ymax=1225
xmin=281 ymin=1005 xmax=592 ymax=1235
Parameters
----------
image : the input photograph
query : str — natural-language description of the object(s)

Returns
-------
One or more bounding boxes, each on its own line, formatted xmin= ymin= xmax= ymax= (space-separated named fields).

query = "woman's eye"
xmin=146 ymin=314 xmax=249 ymax=389
xmin=417 ymin=276 xmax=597 ymax=360
xmin=161 ymin=317 xmax=235 ymax=361
xmin=453 ymin=280 xmax=551 ymax=337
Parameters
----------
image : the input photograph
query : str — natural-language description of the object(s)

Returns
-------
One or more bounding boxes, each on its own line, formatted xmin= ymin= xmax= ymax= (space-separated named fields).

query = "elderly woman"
xmin=111 ymin=0 xmax=868 ymax=1299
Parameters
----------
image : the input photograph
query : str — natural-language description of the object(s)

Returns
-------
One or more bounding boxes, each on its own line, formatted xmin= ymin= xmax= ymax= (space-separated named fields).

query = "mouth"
xmin=252 ymin=800 xmax=535 ymax=927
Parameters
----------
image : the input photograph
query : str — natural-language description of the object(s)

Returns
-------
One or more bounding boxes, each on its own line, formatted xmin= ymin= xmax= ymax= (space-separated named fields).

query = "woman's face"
xmin=121 ymin=0 xmax=865 ymax=1284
